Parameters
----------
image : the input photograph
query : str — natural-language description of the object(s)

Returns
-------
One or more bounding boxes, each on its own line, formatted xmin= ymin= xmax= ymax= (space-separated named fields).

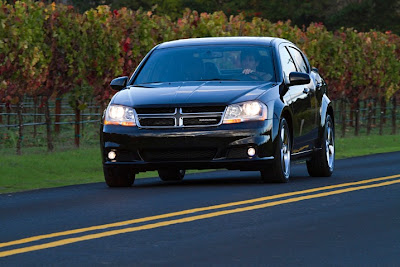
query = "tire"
xmin=158 ymin=169 xmax=185 ymax=181
xmin=260 ymin=117 xmax=291 ymax=183
xmin=306 ymin=114 xmax=335 ymax=177
xmin=103 ymin=165 xmax=135 ymax=187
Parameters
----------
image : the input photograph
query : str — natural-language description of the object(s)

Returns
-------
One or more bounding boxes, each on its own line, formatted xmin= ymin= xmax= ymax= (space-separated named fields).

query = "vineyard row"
xmin=1 ymin=1 xmax=399 ymax=153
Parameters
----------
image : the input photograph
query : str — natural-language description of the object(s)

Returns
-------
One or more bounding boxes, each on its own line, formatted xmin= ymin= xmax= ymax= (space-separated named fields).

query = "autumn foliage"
xmin=0 ymin=1 xmax=399 ymax=152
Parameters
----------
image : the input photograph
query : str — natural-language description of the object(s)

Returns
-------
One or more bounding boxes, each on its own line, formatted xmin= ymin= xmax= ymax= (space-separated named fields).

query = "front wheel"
xmin=103 ymin=165 xmax=135 ymax=187
xmin=158 ymin=169 xmax=185 ymax=181
xmin=260 ymin=117 xmax=291 ymax=183
xmin=306 ymin=114 xmax=334 ymax=177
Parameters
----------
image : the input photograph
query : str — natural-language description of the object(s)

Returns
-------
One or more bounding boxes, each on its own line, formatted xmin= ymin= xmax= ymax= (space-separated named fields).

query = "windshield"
xmin=133 ymin=45 xmax=275 ymax=84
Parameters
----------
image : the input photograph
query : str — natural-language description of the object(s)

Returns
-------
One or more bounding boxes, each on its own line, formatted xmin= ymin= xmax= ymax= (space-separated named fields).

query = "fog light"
xmin=247 ymin=147 xmax=256 ymax=157
xmin=108 ymin=151 xmax=116 ymax=160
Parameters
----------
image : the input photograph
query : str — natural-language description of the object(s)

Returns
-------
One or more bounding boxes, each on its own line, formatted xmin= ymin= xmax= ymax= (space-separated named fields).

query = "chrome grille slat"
xmin=135 ymin=107 xmax=226 ymax=128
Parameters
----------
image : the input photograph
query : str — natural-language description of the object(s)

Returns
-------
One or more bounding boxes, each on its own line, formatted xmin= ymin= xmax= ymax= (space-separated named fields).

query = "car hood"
xmin=111 ymin=81 xmax=275 ymax=107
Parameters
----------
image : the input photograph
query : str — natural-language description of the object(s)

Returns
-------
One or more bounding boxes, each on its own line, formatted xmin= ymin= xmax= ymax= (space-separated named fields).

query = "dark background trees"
xmin=24 ymin=0 xmax=400 ymax=34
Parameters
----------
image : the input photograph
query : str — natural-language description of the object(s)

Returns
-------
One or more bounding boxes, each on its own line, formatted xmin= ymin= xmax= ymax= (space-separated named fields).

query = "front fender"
xmin=320 ymin=94 xmax=332 ymax=128
xmin=317 ymin=94 xmax=334 ymax=148
xmin=265 ymin=98 xmax=293 ymax=151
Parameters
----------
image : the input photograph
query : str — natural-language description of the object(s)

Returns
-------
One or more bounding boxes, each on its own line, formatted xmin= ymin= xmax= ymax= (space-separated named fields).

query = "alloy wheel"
xmin=280 ymin=123 xmax=291 ymax=178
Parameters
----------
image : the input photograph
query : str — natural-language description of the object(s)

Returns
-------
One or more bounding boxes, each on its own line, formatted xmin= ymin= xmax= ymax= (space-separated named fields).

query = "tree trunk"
xmin=379 ymin=96 xmax=385 ymax=135
xmin=367 ymin=100 xmax=372 ymax=136
xmin=100 ymin=102 xmax=106 ymax=115
xmin=33 ymin=96 xmax=38 ymax=138
xmin=7 ymin=104 xmax=11 ymax=130
xmin=55 ymin=97 xmax=62 ymax=134
xmin=372 ymin=97 xmax=377 ymax=125
xmin=44 ymin=97 xmax=54 ymax=152
xmin=341 ymin=99 xmax=346 ymax=138
xmin=349 ymin=106 xmax=354 ymax=127
xmin=75 ymin=104 xmax=80 ymax=148
xmin=16 ymin=102 xmax=24 ymax=155
xmin=392 ymin=95 xmax=397 ymax=135
xmin=354 ymin=100 xmax=360 ymax=136
xmin=382 ymin=95 xmax=387 ymax=124
xmin=81 ymin=111 xmax=84 ymax=138
xmin=39 ymin=96 xmax=43 ymax=124
xmin=362 ymin=99 xmax=367 ymax=124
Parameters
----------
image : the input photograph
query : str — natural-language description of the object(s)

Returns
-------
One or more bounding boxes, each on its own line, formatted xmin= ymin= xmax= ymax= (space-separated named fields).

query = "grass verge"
xmin=1 ymin=134 xmax=399 ymax=194
xmin=335 ymin=134 xmax=400 ymax=158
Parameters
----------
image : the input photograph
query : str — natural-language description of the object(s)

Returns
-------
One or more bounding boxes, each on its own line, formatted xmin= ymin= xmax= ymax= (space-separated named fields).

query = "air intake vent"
xmin=183 ymin=116 xmax=222 ymax=126
xmin=182 ymin=106 xmax=226 ymax=113
xmin=135 ymin=108 xmax=175 ymax=114
xmin=139 ymin=118 xmax=175 ymax=127
xmin=140 ymin=149 xmax=216 ymax=161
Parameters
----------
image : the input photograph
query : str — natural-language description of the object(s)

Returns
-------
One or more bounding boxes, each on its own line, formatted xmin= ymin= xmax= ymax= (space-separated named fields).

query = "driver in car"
xmin=241 ymin=51 xmax=273 ymax=81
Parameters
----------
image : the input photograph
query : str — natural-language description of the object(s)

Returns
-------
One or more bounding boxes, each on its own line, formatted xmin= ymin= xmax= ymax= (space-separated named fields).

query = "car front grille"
xmin=135 ymin=107 xmax=176 ymax=114
xmin=140 ymin=149 xmax=217 ymax=162
xmin=135 ymin=106 xmax=226 ymax=128
xmin=181 ymin=106 xmax=226 ymax=113
xmin=139 ymin=118 xmax=175 ymax=127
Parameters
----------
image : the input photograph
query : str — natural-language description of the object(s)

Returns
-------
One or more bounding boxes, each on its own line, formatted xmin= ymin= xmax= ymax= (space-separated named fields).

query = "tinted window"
xmin=133 ymin=46 xmax=275 ymax=84
xmin=287 ymin=47 xmax=309 ymax=73
xmin=279 ymin=46 xmax=297 ymax=79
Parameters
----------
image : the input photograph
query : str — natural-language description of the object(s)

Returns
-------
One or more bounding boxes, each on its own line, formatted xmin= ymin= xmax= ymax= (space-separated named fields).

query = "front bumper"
xmin=101 ymin=120 xmax=275 ymax=172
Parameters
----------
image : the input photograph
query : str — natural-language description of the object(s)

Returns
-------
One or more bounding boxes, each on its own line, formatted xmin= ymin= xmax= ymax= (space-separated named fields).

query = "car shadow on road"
xmin=132 ymin=169 xmax=314 ymax=188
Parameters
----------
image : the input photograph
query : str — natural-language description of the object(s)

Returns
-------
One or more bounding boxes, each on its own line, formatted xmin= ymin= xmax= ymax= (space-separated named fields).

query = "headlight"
xmin=104 ymin=104 xmax=136 ymax=126
xmin=223 ymin=100 xmax=267 ymax=124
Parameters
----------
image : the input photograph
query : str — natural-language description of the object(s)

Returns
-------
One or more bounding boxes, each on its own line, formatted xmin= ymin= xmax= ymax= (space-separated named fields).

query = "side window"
xmin=279 ymin=45 xmax=297 ymax=79
xmin=287 ymin=47 xmax=309 ymax=74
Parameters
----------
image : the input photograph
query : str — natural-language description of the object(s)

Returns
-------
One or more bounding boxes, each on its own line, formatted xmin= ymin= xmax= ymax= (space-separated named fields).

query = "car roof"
xmin=157 ymin=36 xmax=292 ymax=49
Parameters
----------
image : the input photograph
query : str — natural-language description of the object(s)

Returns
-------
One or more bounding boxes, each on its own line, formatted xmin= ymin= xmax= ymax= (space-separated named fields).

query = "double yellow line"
xmin=1 ymin=174 xmax=400 ymax=258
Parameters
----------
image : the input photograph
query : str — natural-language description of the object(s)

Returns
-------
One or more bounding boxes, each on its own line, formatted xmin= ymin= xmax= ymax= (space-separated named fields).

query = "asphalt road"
xmin=1 ymin=152 xmax=400 ymax=266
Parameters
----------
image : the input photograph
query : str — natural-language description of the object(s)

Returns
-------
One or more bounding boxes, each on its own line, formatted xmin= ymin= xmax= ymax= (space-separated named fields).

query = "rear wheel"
xmin=158 ymin=169 xmax=185 ymax=181
xmin=103 ymin=165 xmax=135 ymax=187
xmin=306 ymin=114 xmax=334 ymax=177
xmin=260 ymin=117 xmax=291 ymax=183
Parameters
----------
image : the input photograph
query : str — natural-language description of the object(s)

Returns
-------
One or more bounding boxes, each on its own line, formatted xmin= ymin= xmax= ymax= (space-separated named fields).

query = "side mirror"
xmin=110 ymin=76 xmax=128 ymax=91
xmin=288 ymin=72 xmax=310 ymax=86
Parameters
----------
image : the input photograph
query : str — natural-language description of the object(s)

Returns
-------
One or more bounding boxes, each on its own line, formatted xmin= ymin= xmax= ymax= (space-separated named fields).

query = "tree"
xmin=0 ymin=1 xmax=49 ymax=154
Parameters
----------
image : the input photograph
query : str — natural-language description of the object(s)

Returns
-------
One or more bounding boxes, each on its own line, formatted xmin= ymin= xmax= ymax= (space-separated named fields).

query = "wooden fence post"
xmin=354 ymin=100 xmax=360 ymax=136
xmin=362 ymin=99 xmax=367 ymax=122
xmin=75 ymin=103 xmax=80 ymax=148
xmin=372 ymin=97 xmax=377 ymax=125
xmin=55 ymin=97 xmax=62 ymax=134
xmin=33 ymin=96 xmax=38 ymax=138
xmin=341 ymin=99 xmax=346 ymax=138
xmin=367 ymin=100 xmax=372 ymax=135
xmin=44 ymin=96 xmax=54 ymax=152
xmin=0 ymin=104 xmax=3 ymax=124
xmin=6 ymin=104 xmax=11 ymax=130
xmin=379 ymin=96 xmax=385 ymax=135
xmin=382 ymin=95 xmax=387 ymax=124
xmin=392 ymin=95 xmax=397 ymax=135
xmin=349 ymin=107 xmax=354 ymax=127
xmin=16 ymin=101 xmax=23 ymax=155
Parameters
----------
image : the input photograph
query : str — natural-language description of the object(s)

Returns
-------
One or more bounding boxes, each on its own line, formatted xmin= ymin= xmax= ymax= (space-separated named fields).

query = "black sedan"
xmin=100 ymin=37 xmax=334 ymax=187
